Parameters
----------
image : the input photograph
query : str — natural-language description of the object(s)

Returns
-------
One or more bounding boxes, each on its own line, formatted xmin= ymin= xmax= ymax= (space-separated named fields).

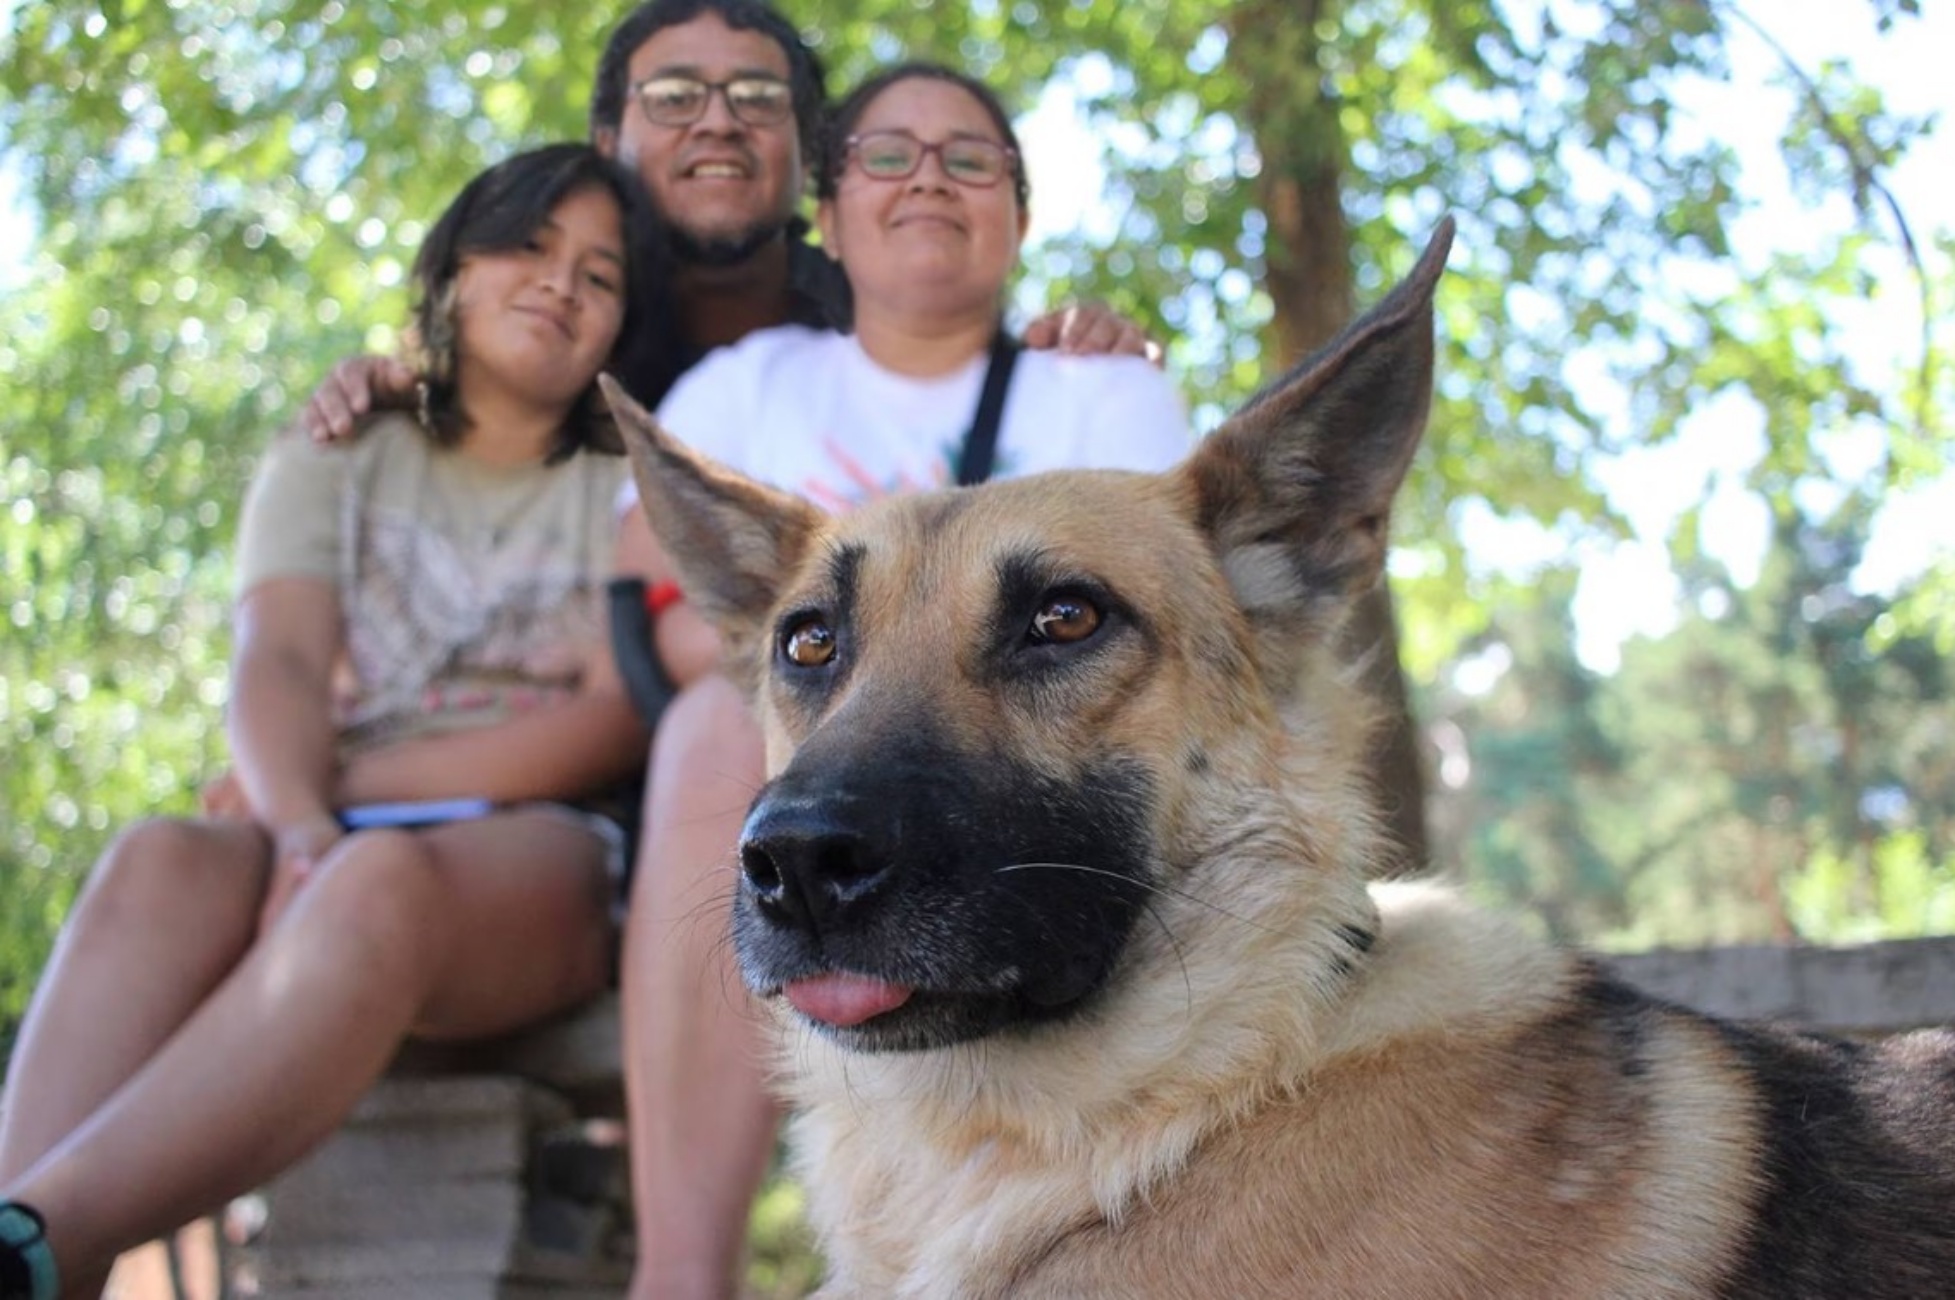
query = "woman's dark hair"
xmin=408 ymin=142 xmax=677 ymax=458
xmin=819 ymin=61 xmax=1029 ymax=207
xmin=590 ymin=0 xmax=827 ymax=168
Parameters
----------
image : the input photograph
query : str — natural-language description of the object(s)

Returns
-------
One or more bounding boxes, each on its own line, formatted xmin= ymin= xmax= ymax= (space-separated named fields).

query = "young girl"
xmin=0 ymin=143 xmax=660 ymax=1300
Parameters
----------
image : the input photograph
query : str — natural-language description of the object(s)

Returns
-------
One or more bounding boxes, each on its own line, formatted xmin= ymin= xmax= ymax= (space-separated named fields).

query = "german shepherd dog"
xmin=604 ymin=219 xmax=1955 ymax=1298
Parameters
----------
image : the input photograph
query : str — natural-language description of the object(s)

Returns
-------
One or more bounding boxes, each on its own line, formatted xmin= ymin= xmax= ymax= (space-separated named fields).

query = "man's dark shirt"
xmin=784 ymin=218 xmax=852 ymax=334
xmin=613 ymin=218 xmax=849 ymax=411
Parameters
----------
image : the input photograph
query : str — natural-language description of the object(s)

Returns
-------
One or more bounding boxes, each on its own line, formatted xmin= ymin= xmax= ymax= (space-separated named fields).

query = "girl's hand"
xmin=199 ymin=767 xmax=252 ymax=820
xmin=258 ymin=813 xmax=345 ymax=935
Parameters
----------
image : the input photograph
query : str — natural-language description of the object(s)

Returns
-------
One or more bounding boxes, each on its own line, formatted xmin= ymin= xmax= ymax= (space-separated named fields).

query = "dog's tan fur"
xmin=607 ymin=219 xmax=1955 ymax=1298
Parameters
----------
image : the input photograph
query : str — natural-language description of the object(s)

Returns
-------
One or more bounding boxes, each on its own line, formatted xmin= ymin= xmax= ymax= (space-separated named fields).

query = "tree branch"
xmin=1719 ymin=1 xmax=1938 ymax=440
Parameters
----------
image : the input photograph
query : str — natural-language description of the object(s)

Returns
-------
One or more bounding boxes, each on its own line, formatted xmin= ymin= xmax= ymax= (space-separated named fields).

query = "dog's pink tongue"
xmin=784 ymin=973 xmax=913 ymax=1026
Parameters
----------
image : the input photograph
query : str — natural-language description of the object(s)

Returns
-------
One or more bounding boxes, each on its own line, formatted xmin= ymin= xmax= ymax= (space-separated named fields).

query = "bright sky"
xmin=1016 ymin=0 xmax=1954 ymax=674
xmin=0 ymin=168 xmax=24 ymax=292
xmin=1560 ymin=0 xmax=1954 ymax=672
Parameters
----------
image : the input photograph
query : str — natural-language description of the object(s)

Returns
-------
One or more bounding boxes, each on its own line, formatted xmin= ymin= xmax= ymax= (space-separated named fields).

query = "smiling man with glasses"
xmin=633 ymin=72 xmax=796 ymax=130
xmin=592 ymin=0 xmax=836 ymax=360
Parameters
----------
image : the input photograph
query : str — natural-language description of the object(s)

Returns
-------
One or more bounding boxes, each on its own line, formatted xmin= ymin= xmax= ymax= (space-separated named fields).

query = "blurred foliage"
xmin=1 ymin=1 xmax=1948 ymax=1288
xmin=1425 ymin=506 xmax=1954 ymax=951
xmin=1 ymin=2 xmax=635 ymax=1063
xmin=745 ymin=1174 xmax=824 ymax=1299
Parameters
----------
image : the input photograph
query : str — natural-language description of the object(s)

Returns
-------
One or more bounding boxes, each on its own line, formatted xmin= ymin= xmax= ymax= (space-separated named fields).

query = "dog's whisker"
xmin=671 ymin=881 xmax=741 ymax=934
xmin=990 ymin=863 xmax=1198 ymax=1023
xmin=1132 ymin=895 xmax=1197 ymax=1023
xmin=837 ymin=1044 xmax=873 ymax=1127
xmin=688 ymin=864 xmax=742 ymax=901
xmin=688 ymin=761 xmax=764 ymax=794
xmin=995 ymin=861 xmax=1289 ymax=938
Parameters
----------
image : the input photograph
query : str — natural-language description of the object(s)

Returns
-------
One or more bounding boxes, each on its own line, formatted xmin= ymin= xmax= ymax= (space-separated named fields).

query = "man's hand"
xmin=1022 ymin=303 xmax=1164 ymax=367
xmin=301 ymin=355 xmax=420 ymax=443
xmin=258 ymin=813 xmax=345 ymax=935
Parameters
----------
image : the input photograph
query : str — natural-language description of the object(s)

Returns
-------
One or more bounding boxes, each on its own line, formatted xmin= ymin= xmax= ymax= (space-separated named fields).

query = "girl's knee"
xmin=295 ymin=831 xmax=453 ymax=958
xmin=78 ymin=817 xmax=266 ymax=928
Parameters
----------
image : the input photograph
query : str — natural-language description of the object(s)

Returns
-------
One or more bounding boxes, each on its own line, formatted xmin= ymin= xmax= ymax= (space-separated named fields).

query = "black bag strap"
xmin=955 ymin=329 xmax=1021 ymax=487
xmin=607 ymin=576 xmax=679 ymax=728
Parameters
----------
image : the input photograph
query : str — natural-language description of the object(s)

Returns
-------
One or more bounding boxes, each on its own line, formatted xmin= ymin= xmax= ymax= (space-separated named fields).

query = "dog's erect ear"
xmin=601 ymin=374 xmax=822 ymax=649
xmin=1179 ymin=218 xmax=1452 ymax=654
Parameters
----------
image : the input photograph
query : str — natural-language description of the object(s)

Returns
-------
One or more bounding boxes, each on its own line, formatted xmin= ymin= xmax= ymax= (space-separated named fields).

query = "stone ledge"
xmin=382 ymin=938 xmax=1955 ymax=1116
xmin=242 ymin=1075 xmax=634 ymax=1297
xmin=1606 ymin=934 xmax=1955 ymax=1036
xmin=392 ymin=994 xmax=626 ymax=1115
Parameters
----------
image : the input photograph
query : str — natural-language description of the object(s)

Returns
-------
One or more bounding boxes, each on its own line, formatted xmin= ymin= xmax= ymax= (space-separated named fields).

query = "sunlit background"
xmin=3 ymin=0 xmax=1951 ymax=1031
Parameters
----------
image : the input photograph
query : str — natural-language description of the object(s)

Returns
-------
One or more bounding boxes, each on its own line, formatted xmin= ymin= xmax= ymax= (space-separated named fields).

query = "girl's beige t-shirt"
xmin=235 ymin=413 xmax=626 ymax=756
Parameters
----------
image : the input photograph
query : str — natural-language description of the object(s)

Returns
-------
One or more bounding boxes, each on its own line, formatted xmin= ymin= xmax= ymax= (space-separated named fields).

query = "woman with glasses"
xmin=0 ymin=144 xmax=659 ymax=1300
xmin=612 ymin=61 xmax=1190 ymax=1299
xmin=628 ymin=59 xmax=1189 ymax=512
xmin=619 ymin=58 xmax=1189 ymax=712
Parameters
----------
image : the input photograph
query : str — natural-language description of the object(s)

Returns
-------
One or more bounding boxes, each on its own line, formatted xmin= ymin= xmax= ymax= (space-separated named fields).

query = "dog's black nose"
xmin=739 ymin=798 xmax=892 ymax=935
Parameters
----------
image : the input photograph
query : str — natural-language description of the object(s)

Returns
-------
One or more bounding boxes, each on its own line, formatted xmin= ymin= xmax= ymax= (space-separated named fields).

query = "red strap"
xmin=646 ymin=580 xmax=685 ymax=616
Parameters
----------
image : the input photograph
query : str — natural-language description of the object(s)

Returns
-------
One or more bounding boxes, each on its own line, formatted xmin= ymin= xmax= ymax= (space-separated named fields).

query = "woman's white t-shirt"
xmin=624 ymin=325 xmax=1191 ymax=511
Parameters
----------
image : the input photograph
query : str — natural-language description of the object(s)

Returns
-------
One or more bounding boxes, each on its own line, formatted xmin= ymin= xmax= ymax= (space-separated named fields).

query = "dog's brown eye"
xmin=783 ymin=618 xmax=837 ymax=667
xmin=1030 ymin=596 xmax=1101 ymax=645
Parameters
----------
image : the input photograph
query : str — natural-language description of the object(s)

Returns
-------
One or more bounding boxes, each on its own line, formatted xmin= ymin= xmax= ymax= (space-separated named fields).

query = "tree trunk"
xmin=1227 ymin=0 xmax=1431 ymax=875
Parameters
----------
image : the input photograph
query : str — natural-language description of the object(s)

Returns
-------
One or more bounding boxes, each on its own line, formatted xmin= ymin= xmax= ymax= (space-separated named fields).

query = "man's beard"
xmin=669 ymin=218 xmax=787 ymax=269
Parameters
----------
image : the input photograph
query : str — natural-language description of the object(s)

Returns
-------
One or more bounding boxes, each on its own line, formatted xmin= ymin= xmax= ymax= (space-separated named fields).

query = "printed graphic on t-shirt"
xmin=337 ymin=501 xmax=602 ymax=749
xmin=801 ymin=434 xmax=1021 ymax=511
xmin=235 ymin=417 xmax=625 ymax=756
xmin=803 ymin=436 xmax=942 ymax=510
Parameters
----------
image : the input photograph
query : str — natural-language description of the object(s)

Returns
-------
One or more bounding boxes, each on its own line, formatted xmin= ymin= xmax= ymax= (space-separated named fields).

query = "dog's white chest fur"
xmin=783 ymin=884 xmax=1692 ymax=1300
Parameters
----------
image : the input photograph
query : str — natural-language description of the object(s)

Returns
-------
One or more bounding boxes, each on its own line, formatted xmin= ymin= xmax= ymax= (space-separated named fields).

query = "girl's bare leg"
xmin=0 ymin=809 xmax=612 ymax=1286
xmin=0 ymin=818 xmax=273 ymax=1298
xmin=0 ymin=818 xmax=275 ymax=1180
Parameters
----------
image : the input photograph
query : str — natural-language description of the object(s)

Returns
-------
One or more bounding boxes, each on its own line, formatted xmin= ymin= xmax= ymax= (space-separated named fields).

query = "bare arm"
xmin=229 ymin=576 xmax=345 ymax=837
xmin=618 ymin=498 xmax=724 ymax=690
xmin=229 ymin=576 xmax=349 ymax=927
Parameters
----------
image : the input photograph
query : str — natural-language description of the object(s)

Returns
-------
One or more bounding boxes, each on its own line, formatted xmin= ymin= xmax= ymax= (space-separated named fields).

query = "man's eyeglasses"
xmin=631 ymin=74 xmax=795 ymax=128
xmin=843 ymin=131 xmax=1019 ymax=189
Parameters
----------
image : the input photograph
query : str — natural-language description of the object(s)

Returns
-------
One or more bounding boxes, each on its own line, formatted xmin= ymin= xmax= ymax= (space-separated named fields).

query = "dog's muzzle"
xmin=732 ymin=728 xmax=1160 ymax=1052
